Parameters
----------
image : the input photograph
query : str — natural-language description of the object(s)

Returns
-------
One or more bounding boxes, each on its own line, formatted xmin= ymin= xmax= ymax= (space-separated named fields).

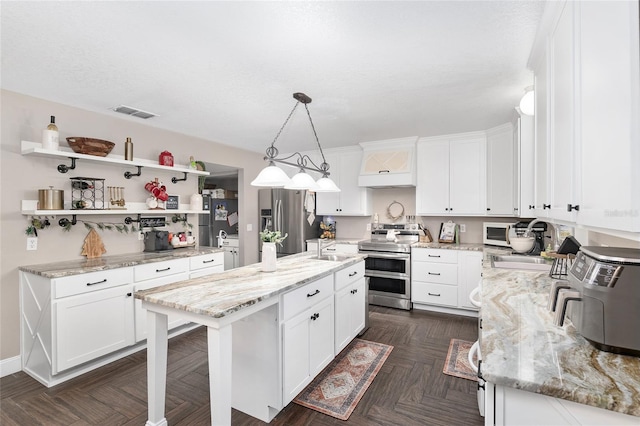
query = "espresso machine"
xmin=513 ymin=221 xmax=548 ymax=255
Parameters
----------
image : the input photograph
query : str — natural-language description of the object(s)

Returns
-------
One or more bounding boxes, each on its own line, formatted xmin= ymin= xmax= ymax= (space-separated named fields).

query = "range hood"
xmin=358 ymin=137 xmax=418 ymax=187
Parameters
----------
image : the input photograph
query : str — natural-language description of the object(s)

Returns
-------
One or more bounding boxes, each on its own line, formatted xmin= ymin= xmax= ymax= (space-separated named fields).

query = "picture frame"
xmin=166 ymin=195 xmax=179 ymax=210
xmin=438 ymin=221 xmax=457 ymax=243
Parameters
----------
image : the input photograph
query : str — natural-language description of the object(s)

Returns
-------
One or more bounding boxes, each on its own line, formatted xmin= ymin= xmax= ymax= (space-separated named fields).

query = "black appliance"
xmin=513 ymin=220 xmax=548 ymax=255
xmin=144 ymin=230 xmax=171 ymax=252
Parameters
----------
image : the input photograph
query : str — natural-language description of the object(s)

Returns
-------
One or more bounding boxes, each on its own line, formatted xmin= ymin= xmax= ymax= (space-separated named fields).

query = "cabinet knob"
xmin=567 ymin=204 xmax=580 ymax=212
xmin=543 ymin=204 xmax=551 ymax=210
xmin=310 ymin=313 xmax=320 ymax=321
xmin=486 ymin=208 xmax=491 ymax=211
xmin=529 ymin=205 xmax=535 ymax=210
xmin=126 ymin=292 xmax=132 ymax=297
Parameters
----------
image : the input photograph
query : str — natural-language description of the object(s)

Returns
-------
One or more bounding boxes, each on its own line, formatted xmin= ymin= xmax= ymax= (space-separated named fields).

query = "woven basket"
xmin=66 ymin=137 xmax=115 ymax=157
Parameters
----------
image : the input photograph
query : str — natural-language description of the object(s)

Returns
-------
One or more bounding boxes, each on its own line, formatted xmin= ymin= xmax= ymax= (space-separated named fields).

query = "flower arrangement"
xmin=260 ymin=228 xmax=288 ymax=246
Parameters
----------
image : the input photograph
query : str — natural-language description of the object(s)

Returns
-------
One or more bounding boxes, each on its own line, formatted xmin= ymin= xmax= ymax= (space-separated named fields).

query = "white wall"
xmin=0 ymin=90 xmax=265 ymax=360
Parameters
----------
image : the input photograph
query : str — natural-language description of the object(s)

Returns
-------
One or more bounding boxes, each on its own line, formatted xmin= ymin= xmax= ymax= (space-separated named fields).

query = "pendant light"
xmin=519 ymin=86 xmax=535 ymax=116
xmin=251 ymin=92 xmax=340 ymax=192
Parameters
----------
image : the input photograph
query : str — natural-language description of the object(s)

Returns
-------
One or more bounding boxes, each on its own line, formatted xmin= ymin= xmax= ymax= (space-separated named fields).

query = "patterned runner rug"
xmin=293 ymin=338 xmax=393 ymax=420
xmin=443 ymin=338 xmax=476 ymax=381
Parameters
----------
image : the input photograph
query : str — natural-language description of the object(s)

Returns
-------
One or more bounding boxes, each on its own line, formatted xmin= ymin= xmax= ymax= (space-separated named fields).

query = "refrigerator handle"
xmin=277 ymin=199 xmax=284 ymax=234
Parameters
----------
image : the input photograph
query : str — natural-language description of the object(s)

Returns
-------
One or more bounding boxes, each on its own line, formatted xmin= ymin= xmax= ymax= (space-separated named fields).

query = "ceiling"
xmin=1 ymin=1 xmax=545 ymax=155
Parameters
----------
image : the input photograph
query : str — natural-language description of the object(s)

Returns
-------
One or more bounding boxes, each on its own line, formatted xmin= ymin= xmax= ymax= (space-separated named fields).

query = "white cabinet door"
xmin=416 ymin=139 xmax=450 ymax=215
xmin=449 ymin=137 xmax=486 ymax=215
xmin=518 ymin=114 xmax=536 ymax=217
xmin=487 ymin=124 xmax=516 ymax=216
xmin=548 ymin=0 xmax=577 ymax=222
xmin=457 ymin=251 xmax=483 ymax=310
xmin=576 ymin=1 xmax=640 ymax=232
xmin=334 ymin=285 xmax=352 ymax=353
xmin=54 ymin=285 xmax=135 ymax=374
xmin=533 ymin=46 xmax=550 ymax=218
xmin=350 ymin=278 xmax=366 ymax=337
xmin=317 ymin=149 xmax=372 ymax=216
xmin=282 ymin=295 xmax=334 ymax=405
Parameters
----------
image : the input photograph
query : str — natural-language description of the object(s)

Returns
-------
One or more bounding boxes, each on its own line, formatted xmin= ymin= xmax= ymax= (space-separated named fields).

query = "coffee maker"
xmin=513 ymin=221 xmax=547 ymax=255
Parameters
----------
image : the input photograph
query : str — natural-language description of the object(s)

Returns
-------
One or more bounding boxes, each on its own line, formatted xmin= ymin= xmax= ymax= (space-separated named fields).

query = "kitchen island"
xmin=481 ymin=264 xmax=640 ymax=424
xmin=135 ymin=251 xmax=366 ymax=426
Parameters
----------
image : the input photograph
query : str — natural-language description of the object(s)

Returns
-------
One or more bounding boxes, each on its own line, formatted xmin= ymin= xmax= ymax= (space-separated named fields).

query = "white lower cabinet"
xmin=411 ymin=248 xmax=482 ymax=315
xmin=19 ymin=251 xmax=224 ymax=387
xmin=334 ymin=262 xmax=366 ymax=353
xmin=486 ymin=383 xmax=639 ymax=426
xmin=306 ymin=241 xmax=360 ymax=255
xmin=282 ymin=290 xmax=334 ymax=405
xmin=54 ymin=284 xmax=135 ymax=374
xmin=189 ymin=252 xmax=224 ymax=278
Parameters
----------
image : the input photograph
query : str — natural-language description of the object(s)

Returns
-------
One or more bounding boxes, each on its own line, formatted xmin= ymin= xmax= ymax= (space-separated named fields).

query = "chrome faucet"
xmin=317 ymin=239 xmax=336 ymax=258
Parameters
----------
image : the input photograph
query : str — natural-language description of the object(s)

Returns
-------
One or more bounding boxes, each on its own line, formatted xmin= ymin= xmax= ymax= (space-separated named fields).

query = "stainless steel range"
xmin=358 ymin=223 xmax=421 ymax=310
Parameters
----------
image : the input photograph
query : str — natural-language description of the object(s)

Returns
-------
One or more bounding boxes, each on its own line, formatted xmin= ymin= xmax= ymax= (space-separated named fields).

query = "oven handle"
xmin=359 ymin=251 xmax=410 ymax=260
xmin=364 ymin=270 xmax=410 ymax=280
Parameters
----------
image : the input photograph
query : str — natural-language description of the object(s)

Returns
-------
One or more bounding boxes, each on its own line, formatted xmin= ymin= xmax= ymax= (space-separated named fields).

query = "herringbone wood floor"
xmin=1 ymin=306 xmax=483 ymax=425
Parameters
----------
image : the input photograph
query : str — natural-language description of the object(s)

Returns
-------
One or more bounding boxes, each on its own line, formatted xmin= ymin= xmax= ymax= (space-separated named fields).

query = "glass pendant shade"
xmin=250 ymin=164 xmax=292 ymax=187
xmin=315 ymin=175 xmax=341 ymax=192
xmin=285 ymin=170 xmax=319 ymax=191
xmin=519 ymin=87 xmax=535 ymax=116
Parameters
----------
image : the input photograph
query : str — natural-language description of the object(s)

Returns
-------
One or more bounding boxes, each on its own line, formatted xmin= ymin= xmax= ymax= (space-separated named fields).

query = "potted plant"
xmin=260 ymin=228 xmax=287 ymax=272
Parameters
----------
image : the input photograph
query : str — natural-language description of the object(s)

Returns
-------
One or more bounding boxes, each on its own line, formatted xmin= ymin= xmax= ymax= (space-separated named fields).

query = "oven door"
xmin=363 ymin=252 xmax=409 ymax=274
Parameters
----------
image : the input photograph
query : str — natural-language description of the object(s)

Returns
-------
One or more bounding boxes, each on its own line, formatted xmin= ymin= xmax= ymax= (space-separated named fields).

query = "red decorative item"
xmin=145 ymin=178 xmax=169 ymax=201
xmin=159 ymin=151 xmax=174 ymax=167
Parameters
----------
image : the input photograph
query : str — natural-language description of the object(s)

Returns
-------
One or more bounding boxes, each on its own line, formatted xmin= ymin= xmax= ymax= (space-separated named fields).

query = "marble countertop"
xmin=481 ymin=265 xmax=640 ymax=417
xmin=411 ymin=242 xmax=486 ymax=250
xmin=306 ymin=238 xmax=364 ymax=245
xmin=135 ymin=251 xmax=366 ymax=319
xmin=18 ymin=246 xmax=223 ymax=278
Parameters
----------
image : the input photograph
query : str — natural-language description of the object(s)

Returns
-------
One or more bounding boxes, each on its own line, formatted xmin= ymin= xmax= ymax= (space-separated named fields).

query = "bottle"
xmin=42 ymin=116 xmax=59 ymax=150
xmin=125 ymin=137 xmax=133 ymax=161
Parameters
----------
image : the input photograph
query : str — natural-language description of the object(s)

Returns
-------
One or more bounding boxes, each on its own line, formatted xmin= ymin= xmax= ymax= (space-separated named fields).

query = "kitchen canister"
xmin=38 ymin=187 xmax=64 ymax=210
xmin=190 ymin=193 xmax=203 ymax=211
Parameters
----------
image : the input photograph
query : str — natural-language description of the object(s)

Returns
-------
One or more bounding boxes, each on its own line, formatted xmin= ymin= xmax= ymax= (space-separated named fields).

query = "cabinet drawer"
xmin=334 ymin=261 xmax=365 ymax=290
xmin=53 ymin=268 xmax=134 ymax=299
xmin=412 ymin=262 xmax=458 ymax=285
xmin=412 ymin=282 xmax=458 ymax=307
xmin=282 ymin=275 xmax=333 ymax=321
xmin=412 ymin=248 xmax=458 ymax=263
xmin=134 ymin=258 xmax=189 ymax=282
xmin=189 ymin=252 xmax=224 ymax=271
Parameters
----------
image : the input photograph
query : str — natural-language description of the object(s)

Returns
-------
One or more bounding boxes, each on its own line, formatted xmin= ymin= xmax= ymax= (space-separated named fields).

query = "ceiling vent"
xmin=111 ymin=105 xmax=158 ymax=119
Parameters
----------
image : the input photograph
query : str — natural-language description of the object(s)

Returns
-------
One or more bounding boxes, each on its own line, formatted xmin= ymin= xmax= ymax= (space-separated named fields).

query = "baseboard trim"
xmin=0 ymin=355 xmax=22 ymax=377
xmin=412 ymin=303 xmax=478 ymax=318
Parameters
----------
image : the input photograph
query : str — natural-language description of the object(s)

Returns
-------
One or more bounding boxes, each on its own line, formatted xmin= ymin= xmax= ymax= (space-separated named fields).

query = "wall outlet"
xmin=247 ymin=223 xmax=253 ymax=232
xmin=459 ymin=224 xmax=466 ymax=233
xmin=366 ymin=223 xmax=372 ymax=231
xmin=138 ymin=232 xmax=145 ymax=241
xmin=27 ymin=237 xmax=38 ymax=251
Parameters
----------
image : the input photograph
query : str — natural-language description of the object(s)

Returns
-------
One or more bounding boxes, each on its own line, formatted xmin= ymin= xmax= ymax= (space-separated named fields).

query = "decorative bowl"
xmin=510 ymin=236 xmax=535 ymax=253
xmin=66 ymin=137 xmax=115 ymax=157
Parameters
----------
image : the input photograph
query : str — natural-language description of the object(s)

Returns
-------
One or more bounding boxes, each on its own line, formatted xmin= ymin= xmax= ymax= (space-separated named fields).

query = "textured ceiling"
xmin=1 ymin=1 xmax=545 ymax=154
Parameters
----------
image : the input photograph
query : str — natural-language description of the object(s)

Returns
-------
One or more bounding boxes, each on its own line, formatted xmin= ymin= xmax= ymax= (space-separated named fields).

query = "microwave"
xmin=483 ymin=222 xmax=516 ymax=247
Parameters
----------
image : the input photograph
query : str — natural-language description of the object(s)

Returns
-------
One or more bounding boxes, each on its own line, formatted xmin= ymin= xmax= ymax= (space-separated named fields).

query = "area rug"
xmin=443 ymin=338 xmax=476 ymax=381
xmin=293 ymin=338 xmax=393 ymax=420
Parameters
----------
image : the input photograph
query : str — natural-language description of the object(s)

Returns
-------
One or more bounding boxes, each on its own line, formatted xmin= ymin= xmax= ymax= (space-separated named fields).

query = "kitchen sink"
xmin=312 ymin=254 xmax=352 ymax=262
xmin=490 ymin=254 xmax=552 ymax=271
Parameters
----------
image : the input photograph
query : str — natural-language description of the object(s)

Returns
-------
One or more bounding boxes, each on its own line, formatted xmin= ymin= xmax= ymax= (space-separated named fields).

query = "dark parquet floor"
xmin=0 ymin=305 xmax=483 ymax=425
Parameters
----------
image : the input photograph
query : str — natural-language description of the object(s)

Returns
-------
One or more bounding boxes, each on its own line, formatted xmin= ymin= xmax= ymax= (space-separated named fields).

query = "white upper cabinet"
xmin=529 ymin=0 xmax=640 ymax=233
xmin=358 ymin=137 xmax=417 ymax=187
xmin=517 ymin=113 xmax=536 ymax=217
xmin=316 ymin=147 xmax=372 ymax=216
xmin=486 ymin=123 xmax=516 ymax=216
xmin=417 ymin=133 xmax=486 ymax=216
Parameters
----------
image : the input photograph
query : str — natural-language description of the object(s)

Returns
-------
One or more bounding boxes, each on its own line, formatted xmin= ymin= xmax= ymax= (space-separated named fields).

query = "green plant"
xmin=25 ymin=217 xmax=51 ymax=236
xmin=259 ymin=228 xmax=288 ymax=246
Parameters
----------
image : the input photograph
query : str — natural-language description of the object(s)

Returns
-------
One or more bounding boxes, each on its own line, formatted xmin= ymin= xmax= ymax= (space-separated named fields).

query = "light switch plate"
xmin=247 ymin=224 xmax=253 ymax=232
xmin=27 ymin=237 xmax=38 ymax=250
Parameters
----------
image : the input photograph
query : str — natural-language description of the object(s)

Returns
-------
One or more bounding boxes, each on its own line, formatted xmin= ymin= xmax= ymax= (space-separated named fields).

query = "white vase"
xmin=261 ymin=242 xmax=277 ymax=272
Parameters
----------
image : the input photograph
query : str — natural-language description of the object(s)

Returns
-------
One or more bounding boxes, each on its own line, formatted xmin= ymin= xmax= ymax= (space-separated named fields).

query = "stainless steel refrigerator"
xmin=259 ymin=188 xmax=320 ymax=257
xmin=199 ymin=195 xmax=239 ymax=247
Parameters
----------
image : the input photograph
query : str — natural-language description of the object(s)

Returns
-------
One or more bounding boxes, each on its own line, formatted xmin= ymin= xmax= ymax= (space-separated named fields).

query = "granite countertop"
xmin=135 ymin=251 xmax=366 ymax=319
xmin=411 ymin=242 xmax=486 ymax=250
xmin=481 ymin=265 xmax=640 ymax=417
xmin=18 ymin=246 xmax=223 ymax=278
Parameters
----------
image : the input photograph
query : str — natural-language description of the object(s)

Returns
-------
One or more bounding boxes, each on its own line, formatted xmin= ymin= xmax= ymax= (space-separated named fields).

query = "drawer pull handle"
xmin=428 ymin=272 xmax=441 ymax=276
xmin=126 ymin=292 xmax=132 ymax=297
xmin=310 ymin=313 xmax=320 ymax=321
xmin=156 ymin=267 xmax=171 ymax=273
xmin=202 ymin=259 xmax=215 ymax=264
xmin=86 ymin=279 xmax=107 ymax=286
xmin=378 ymin=169 xmax=390 ymax=174
xmin=351 ymin=289 xmax=358 ymax=294
xmin=348 ymin=271 xmax=358 ymax=277
xmin=307 ymin=289 xmax=320 ymax=298
xmin=428 ymin=255 xmax=441 ymax=258
xmin=428 ymin=292 xmax=441 ymax=297
xmin=326 ymin=248 xmax=336 ymax=252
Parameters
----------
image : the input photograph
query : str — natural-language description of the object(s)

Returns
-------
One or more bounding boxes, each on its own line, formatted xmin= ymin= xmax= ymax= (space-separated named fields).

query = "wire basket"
xmin=548 ymin=253 xmax=576 ymax=280
xmin=70 ymin=177 xmax=105 ymax=210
